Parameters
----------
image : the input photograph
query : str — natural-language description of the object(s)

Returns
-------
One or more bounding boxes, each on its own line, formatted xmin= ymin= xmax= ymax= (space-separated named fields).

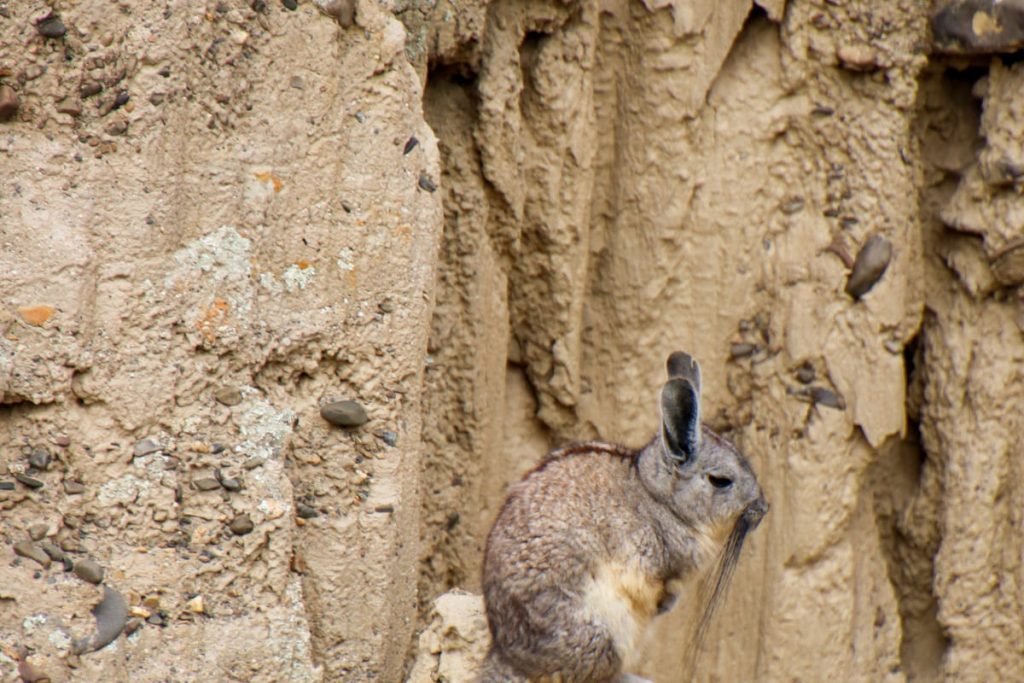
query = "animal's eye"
xmin=708 ymin=474 xmax=733 ymax=489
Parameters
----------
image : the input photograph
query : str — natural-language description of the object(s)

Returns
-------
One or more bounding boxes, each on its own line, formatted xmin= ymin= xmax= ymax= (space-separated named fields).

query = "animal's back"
xmin=482 ymin=444 xmax=662 ymax=682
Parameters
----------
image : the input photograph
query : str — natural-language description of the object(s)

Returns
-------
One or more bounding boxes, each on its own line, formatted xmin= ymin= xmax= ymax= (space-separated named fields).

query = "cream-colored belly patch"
xmin=581 ymin=562 xmax=662 ymax=671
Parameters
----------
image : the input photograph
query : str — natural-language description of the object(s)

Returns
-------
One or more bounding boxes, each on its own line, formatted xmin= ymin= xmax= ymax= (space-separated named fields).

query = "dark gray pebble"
xmin=0 ymin=481 xmax=14 ymax=491
xmin=16 ymin=473 xmax=44 ymax=489
xmin=220 ymin=477 xmax=242 ymax=492
xmin=321 ymin=400 xmax=369 ymax=428
xmin=845 ymin=234 xmax=892 ymax=300
xmin=282 ymin=0 xmax=298 ymax=9
xmin=229 ymin=514 xmax=254 ymax=536
xmin=796 ymin=364 xmax=816 ymax=385
xmin=296 ymin=503 xmax=319 ymax=519
xmin=403 ymin=136 xmax=419 ymax=155
xmin=379 ymin=431 xmax=398 ymax=447
xmin=36 ymin=16 xmax=67 ymax=39
xmin=74 ymin=559 xmax=105 ymax=585
xmin=28 ymin=448 xmax=51 ymax=470
xmin=74 ymin=586 xmax=128 ymax=654
xmin=418 ymin=174 xmax=437 ymax=193
xmin=13 ymin=541 xmax=50 ymax=568
xmin=810 ymin=386 xmax=846 ymax=410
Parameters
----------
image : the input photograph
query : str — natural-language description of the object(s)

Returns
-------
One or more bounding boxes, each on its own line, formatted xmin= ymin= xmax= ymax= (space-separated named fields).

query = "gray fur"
xmin=480 ymin=353 xmax=767 ymax=683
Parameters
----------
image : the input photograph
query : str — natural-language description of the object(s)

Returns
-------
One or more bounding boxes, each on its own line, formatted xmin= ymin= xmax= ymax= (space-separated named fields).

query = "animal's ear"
xmin=661 ymin=377 xmax=701 ymax=463
xmin=666 ymin=351 xmax=702 ymax=397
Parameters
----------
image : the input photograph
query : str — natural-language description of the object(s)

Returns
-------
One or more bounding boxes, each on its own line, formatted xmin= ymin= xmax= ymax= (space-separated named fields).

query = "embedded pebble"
xmin=185 ymin=595 xmax=205 ymax=614
xmin=214 ymin=386 xmax=243 ymax=406
xmin=403 ymin=136 xmax=419 ymax=155
xmin=0 ymin=480 xmax=15 ymax=491
xmin=80 ymin=81 xmax=102 ymax=98
xmin=124 ymin=618 xmax=143 ymax=636
xmin=418 ymin=174 xmax=438 ymax=193
xmin=14 ymin=541 xmax=51 ymax=568
xmin=780 ymin=197 xmax=805 ymax=214
xmin=810 ymin=386 xmax=846 ymax=410
xmin=36 ymin=15 xmax=67 ymax=39
xmin=63 ymin=480 xmax=86 ymax=494
xmin=282 ymin=0 xmax=298 ymax=9
xmin=29 ymin=448 xmax=51 ymax=470
xmin=0 ymin=84 xmax=21 ymax=122
xmin=192 ymin=477 xmax=221 ymax=492
xmin=28 ymin=523 xmax=48 ymax=541
xmin=379 ymin=431 xmax=398 ymax=447
xmin=729 ymin=342 xmax=755 ymax=359
xmin=16 ymin=473 xmax=44 ymax=489
xmin=147 ymin=613 xmax=165 ymax=626
xmin=296 ymin=503 xmax=319 ymax=519
xmin=74 ymin=586 xmax=128 ymax=654
xmin=845 ymin=234 xmax=892 ymax=299
xmin=134 ymin=439 xmax=162 ymax=457
xmin=54 ymin=435 xmax=71 ymax=447
xmin=220 ymin=477 xmax=242 ymax=492
xmin=62 ymin=102 xmax=86 ymax=122
xmin=796 ymin=364 xmax=816 ymax=385
xmin=320 ymin=400 xmax=369 ymax=428
xmin=75 ymin=559 xmax=105 ymax=585
xmin=39 ymin=542 xmax=65 ymax=562
xmin=242 ymin=457 xmax=265 ymax=470
xmin=229 ymin=514 xmax=254 ymax=536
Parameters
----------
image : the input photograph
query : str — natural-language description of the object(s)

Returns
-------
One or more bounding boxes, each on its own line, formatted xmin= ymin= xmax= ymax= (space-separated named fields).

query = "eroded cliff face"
xmin=1 ymin=1 xmax=440 ymax=680
xmin=2 ymin=0 xmax=1023 ymax=681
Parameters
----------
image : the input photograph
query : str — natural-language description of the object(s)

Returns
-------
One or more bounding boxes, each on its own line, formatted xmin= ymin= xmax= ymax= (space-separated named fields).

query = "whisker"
xmin=686 ymin=515 xmax=751 ymax=678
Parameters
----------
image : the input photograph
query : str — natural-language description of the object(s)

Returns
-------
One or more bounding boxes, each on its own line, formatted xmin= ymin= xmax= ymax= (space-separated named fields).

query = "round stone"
xmin=320 ymin=400 xmax=369 ymax=428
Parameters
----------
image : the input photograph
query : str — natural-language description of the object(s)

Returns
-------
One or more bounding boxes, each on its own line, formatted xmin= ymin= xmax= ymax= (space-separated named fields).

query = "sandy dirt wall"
xmin=412 ymin=0 xmax=1024 ymax=682
xmin=1 ymin=1 xmax=440 ymax=681
xmin=3 ymin=0 xmax=1024 ymax=682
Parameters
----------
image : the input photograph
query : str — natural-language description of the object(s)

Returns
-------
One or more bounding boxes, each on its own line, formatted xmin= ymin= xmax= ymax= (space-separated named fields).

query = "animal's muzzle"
xmin=743 ymin=496 xmax=769 ymax=528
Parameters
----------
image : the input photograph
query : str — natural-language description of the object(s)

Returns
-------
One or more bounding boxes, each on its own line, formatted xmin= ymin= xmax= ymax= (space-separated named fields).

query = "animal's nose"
xmin=744 ymin=496 xmax=769 ymax=527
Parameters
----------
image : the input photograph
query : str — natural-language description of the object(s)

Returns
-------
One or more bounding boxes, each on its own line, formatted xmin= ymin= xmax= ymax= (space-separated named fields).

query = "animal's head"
xmin=639 ymin=352 xmax=767 ymax=538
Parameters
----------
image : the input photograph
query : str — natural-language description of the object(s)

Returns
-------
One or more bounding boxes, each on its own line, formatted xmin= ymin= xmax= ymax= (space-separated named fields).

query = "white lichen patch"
xmin=98 ymin=474 xmax=151 ymax=507
xmin=283 ymin=264 xmax=316 ymax=292
xmin=22 ymin=614 xmax=48 ymax=636
xmin=164 ymin=227 xmax=257 ymax=334
xmin=336 ymin=246 xmax=355 ymax=272
xmin=170 ymin=227 xmax=252 ymax=282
